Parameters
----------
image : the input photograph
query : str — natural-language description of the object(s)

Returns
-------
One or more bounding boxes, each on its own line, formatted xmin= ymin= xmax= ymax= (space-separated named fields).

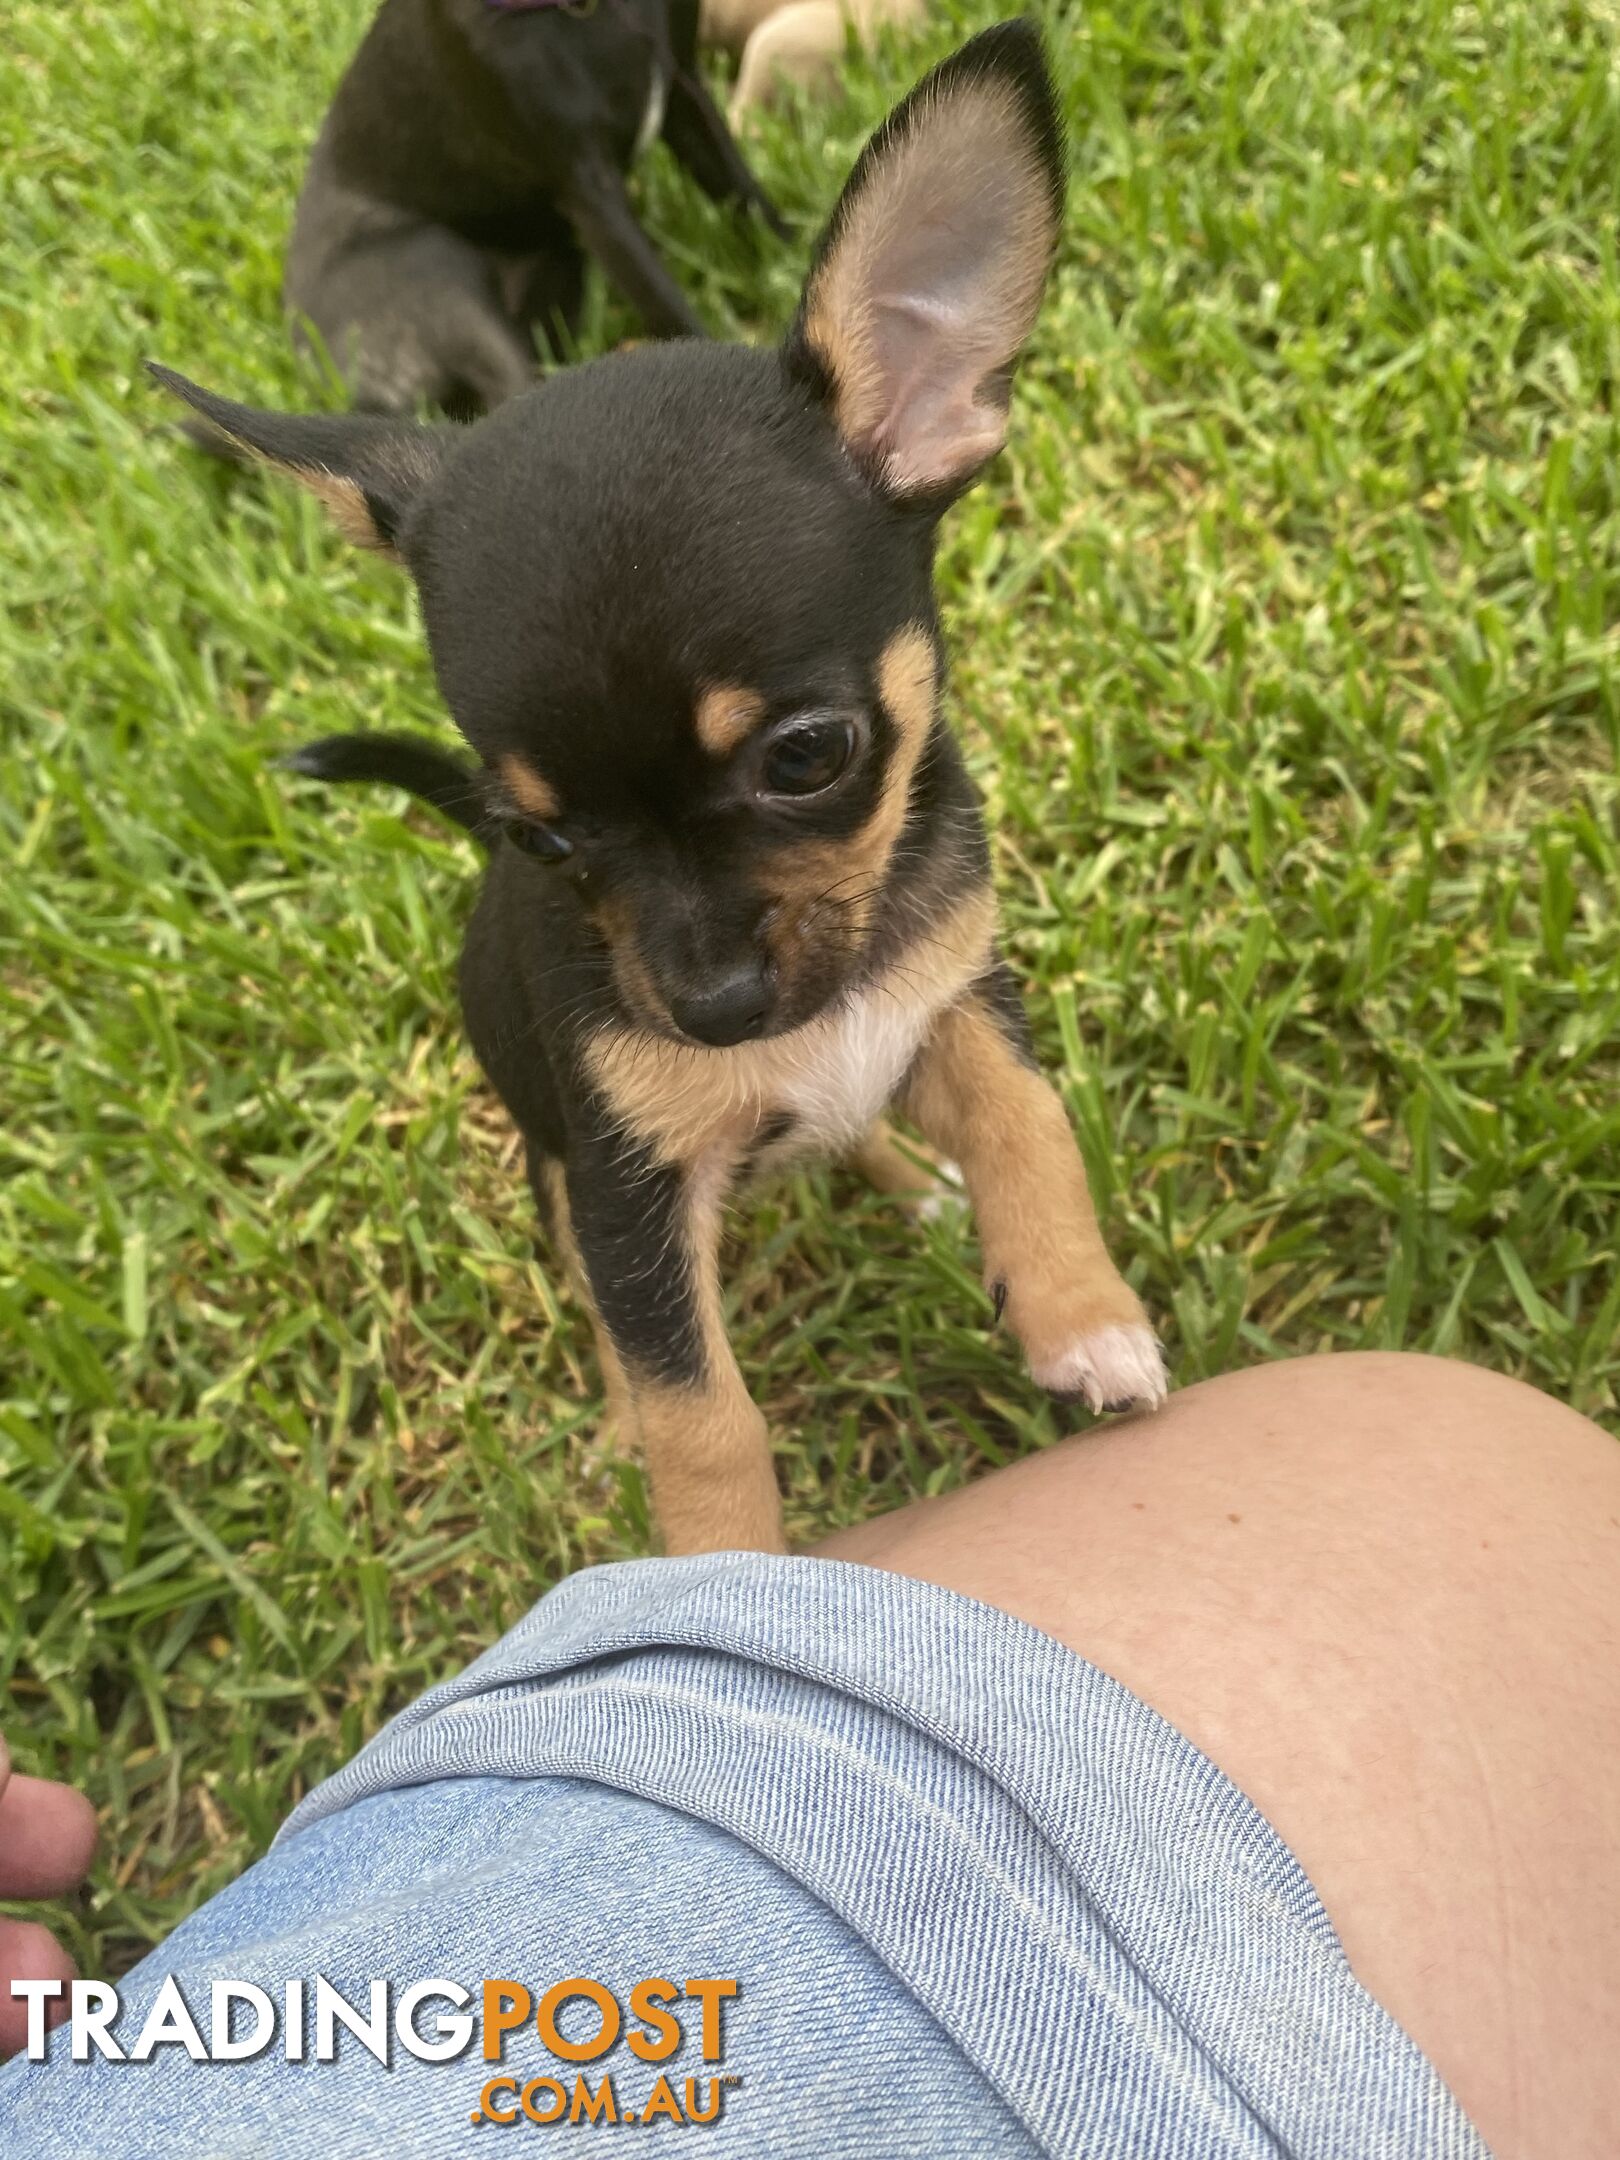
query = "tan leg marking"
xmin=630 ymin=1159 xmax=784 ymax=1555
xmin=542 ymin=1155 xmax=783 ymax=1554
xmin=634 ymin=1377 xmax=783 ymax=1556
xmin=902 ymin=997 xmax=1167 ymax=1412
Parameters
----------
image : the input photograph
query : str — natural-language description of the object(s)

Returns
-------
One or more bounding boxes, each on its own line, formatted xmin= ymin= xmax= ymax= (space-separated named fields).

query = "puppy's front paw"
xmin=1030 ymin=1324 xmax=1169 ymax=1415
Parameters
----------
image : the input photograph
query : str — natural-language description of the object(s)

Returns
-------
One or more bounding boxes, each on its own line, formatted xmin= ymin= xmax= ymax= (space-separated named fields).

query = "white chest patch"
xmin=770 ymin=983 xmax=936 ymax=1154
xmin=582 ymin=888 xmax=998 ymax=1178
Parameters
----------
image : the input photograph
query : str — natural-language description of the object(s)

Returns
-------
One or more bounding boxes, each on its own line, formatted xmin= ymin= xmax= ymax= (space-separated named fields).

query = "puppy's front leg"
xmin=560 ymin=160 xmax=708 ymax=341
xmin=662 ymin=0 xmax=790 ymax=235
xmin=902 ymin=975 xmax=1168 ymax=1414
xmin=566 ymin=1140 xmax=784 ymax=1557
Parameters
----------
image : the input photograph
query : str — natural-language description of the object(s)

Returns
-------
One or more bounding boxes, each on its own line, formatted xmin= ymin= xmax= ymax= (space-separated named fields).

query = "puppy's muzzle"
xmin=666 ymin=960 xmax=774 ymax=1047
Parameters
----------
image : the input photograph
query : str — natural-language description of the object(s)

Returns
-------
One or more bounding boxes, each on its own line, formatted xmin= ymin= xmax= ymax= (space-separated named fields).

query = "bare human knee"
xmin=821 ymin=1353 xmax=1620 ymax=2160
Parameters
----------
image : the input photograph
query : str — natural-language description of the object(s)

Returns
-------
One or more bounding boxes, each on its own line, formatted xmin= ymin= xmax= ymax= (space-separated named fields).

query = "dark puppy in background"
xmin=291 ymin=0 xmax=785 ymax=415
xmin=157 ymin=23 xmax=1168 ymax=1556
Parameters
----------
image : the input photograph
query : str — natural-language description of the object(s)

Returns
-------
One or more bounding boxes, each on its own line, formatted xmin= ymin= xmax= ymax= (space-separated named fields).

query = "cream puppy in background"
xmin=703 ymin=0 xmax=928 ymax=117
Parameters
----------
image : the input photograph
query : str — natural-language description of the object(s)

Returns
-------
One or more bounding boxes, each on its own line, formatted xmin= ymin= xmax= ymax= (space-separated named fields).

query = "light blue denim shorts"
xmin=0 ymin=1554 xmax=1487 ymax=2157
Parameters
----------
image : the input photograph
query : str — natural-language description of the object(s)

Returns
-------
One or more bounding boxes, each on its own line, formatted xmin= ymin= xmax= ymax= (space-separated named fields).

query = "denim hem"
xmin=278 ymin=1554 xmax=1489 ymax=2160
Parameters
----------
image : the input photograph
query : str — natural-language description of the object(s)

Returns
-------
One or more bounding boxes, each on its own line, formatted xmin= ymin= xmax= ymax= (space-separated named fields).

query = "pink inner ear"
xmin=851 ymin=155 xmax=1047 ymax=494
xmin=865 ymin=286 xmax=1012 ymax=495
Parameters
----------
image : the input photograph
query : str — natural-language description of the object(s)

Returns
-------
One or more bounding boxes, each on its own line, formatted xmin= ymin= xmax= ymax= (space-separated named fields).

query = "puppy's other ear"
xmin=786 ymin=19 xmax=1064 ymax=502
xmin=147 ymin=365 xmax=453 ymax=557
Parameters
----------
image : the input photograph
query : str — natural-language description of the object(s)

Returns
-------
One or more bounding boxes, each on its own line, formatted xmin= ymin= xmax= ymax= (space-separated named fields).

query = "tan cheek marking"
xmin=762 ymin=622 xmax=936 ymax=953
xmin=498 ymin=754 xmax=561 ymax=823
xmin=592 ymin=893 xmax=670 ymax=1032
xmin=902 ymin=995 xmax=1147 ymax=1359
xmin=695 ymin=684 xmax=766 ymax=758
xmin=584 ymin=878 xmax=996 ymax=1170
xmin=870 ymin=620 xmax=937 ymax=858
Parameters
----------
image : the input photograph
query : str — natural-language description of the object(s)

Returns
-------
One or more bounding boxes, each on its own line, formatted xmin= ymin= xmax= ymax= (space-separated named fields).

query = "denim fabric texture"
xmin=0 ymin=1553 xmax=1489 ymax=2158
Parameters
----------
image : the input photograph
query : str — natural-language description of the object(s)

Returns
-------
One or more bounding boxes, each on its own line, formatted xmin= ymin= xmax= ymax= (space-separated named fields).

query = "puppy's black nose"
xmin=668 ymin=965 xmax=771 ymax=1047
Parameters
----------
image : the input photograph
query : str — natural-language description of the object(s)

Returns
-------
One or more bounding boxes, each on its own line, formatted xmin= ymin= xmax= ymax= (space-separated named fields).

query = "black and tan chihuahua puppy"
xmin=289 ymin=0 xmax=785 ymax=415
xmin=155 ymin=22 xmax=1168 ymax=1555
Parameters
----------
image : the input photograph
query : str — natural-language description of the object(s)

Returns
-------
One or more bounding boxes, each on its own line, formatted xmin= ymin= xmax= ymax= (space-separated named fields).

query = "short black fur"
xmin=154 ymin=25 xmax=1169 ymax=1554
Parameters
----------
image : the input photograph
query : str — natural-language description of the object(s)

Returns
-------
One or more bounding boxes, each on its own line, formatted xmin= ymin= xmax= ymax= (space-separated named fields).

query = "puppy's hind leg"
xmin=849 ymin=1119 xmax=962 ymax=1217
xmin=362 ymin=232 xmax=537 ymax=417
xmin=422 ymin=296 xmax=538 ymax=420
xmin=298 ymin=222 xmax=537 ymax=418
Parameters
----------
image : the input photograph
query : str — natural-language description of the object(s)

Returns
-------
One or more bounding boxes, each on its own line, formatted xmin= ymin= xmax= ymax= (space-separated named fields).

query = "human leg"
xmin=821 ymin=1352 xmax=1620 ymax=2160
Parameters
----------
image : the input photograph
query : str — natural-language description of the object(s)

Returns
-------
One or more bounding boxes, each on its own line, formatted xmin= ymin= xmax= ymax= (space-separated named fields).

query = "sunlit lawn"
xmin=2 ymin=0 xmax=1616 ymax=1973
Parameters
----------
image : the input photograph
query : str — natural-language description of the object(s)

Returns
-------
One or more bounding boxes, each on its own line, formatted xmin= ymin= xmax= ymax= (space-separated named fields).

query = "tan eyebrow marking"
xmin=695 ymin=685 xmax=767 ymax=759
xmin=499 ymin=754 xmax=561 ymax=822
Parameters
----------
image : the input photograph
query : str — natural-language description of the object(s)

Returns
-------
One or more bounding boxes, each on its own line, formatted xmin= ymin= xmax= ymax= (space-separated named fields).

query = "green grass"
xmin=3 ymin=0 xmax=1618 ymax=1976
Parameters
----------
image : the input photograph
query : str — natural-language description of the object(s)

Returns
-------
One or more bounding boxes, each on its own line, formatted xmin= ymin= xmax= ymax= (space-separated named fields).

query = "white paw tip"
xmin=1033 ymin=1325 xmax=1169 ymax=1414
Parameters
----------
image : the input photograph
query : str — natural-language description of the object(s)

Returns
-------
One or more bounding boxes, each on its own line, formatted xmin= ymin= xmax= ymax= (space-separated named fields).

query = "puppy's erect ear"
xmin=147 ymin=365 xmax=453 ymax=557
xmin=786 ymin=20 xmax=1064 ymax=502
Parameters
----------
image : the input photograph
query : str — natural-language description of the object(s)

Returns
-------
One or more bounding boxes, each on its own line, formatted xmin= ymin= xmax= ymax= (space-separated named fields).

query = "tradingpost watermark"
xmin=11 ymin=1972 xmax=742 ymax=2129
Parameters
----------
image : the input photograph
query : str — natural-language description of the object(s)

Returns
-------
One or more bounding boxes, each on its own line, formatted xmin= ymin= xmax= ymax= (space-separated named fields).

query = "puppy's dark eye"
xmin=760 ymin=717 xmax=856 ymax=798
xmin=504 ymin=818 xmax=572 ymax=862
